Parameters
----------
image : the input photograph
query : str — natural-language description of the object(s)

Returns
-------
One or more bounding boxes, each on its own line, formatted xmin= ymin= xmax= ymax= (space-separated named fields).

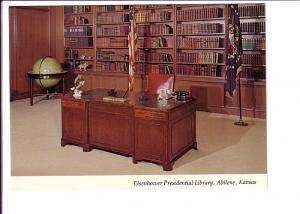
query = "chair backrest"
xmin=147 ymin=73 xmax=175 ymax=95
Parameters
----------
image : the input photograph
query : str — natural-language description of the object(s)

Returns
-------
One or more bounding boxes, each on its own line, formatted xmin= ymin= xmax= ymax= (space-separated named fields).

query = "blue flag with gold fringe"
xmin=226 ymin=4 xmax=243 ymax=97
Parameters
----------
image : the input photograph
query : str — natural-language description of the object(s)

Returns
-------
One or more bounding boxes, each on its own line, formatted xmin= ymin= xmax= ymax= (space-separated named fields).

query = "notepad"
xmin=102 ymin=96 xmax=128 ymax=103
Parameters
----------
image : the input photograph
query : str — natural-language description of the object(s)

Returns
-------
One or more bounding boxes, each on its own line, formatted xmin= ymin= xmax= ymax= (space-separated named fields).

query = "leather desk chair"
xmin=146 ymin=72 xmax=175 ymax=95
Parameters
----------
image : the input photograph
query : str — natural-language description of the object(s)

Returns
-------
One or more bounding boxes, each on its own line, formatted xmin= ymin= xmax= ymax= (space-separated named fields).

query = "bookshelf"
xmin=61 ymin=3 xmax=266 ymax=118
xmin=239 ymin=4 xmax=266 ymax=80
xmin=134 ymin=4 xmax=175 ymax=75
xmin=175 ymin=4 xmax=226 ymax=79
xmin=95 ymin=5 xmax=130 ymax=74
xmin=64 ymin=5 xmax=95 ymax=73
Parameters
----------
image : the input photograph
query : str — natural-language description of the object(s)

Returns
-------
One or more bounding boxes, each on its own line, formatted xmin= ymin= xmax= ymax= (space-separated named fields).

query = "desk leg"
xmin=29 ymin=78 xmax=33 ymax=106
xmin=163 ymin=162 xmax=174 ymax=171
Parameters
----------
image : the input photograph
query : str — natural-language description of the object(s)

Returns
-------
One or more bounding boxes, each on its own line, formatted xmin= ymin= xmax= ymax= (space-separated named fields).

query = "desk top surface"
xmin=63 ymin=88 xmax=195 ymax=111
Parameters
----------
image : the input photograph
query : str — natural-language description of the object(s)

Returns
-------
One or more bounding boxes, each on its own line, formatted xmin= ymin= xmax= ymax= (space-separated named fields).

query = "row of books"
xmin=136 ymin=51 xmax=173 ymax=62
xmin=96 ymin=13 xmax=130 ymax=24
xmin=242 ymin=37 xmax=265 ymax=49
xmin=177 ymin=51 xmax=222 ymax=64
xmin=137 ymin=37 xmax=169 ymax=48
xmin=64 ymin=16 xmax=90 ymax=25
xmin=176 ymin=36 xmax=223 ymax=49
xmin=64 ymin=6 xmax=92 ymax=14
xmin=97 ymin=37 xmax=128 ymax=48
xmin=96 ymin=5 xmax=129 ymax=12
xmin=134 ymin=5 xmax=172 ymax=9
xmin=96 ymin=26 xmax=129 ymax=36
xmin=64 ymin=37 xmax=93 ymax=47
xmin=176 ymin=64 xmax=218 ymax=77
xmin=64 ymin=49 xmax=79 ymax=59
xmin=96 ymin=50 xmax=128 ymax=61
xmin=241 ymin=54 xmax=266 ymax=65
xmin=240 ymin=21 xmax=265 ymax=33
xmin=240 ymin=67 xmax=266 ymax=79
xmin=177 ymin=23 xmax=223 ymax=35
xmin=96 ymin=62 xmax=128 ymax=73
xmin=238 ymin=4 xmax=265 ymax=17
xmin=135 ymin=11 xmax=172 ymax=23
xmin=149 ymin=64 xmax=173 ymax=74
xmin=136 ymin=64 xmax=173 ymax=74
xmin=64 ymin=60 xmax=80 ymax=69
xmin=64 ymin=26 xmax=93 ymax=37
xmin=176 ymin=7 xmax=223 ymax=21
xmin=137 ymin=24 xmax=173 ymax=35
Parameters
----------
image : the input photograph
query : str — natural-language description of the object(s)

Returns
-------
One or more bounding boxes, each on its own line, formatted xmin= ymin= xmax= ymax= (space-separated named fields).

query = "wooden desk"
xmin=61 ymin=89 xmax=197 ymax=171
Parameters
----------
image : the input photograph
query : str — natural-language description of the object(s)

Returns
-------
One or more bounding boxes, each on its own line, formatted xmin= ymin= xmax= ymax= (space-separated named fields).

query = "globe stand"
xmin=27 ymin=71 xmax=68 ymax=106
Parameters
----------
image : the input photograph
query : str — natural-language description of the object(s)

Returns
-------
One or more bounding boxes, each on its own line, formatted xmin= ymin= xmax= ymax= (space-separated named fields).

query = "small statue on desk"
xmin=71 ymin=75 xmax=85 ymax=98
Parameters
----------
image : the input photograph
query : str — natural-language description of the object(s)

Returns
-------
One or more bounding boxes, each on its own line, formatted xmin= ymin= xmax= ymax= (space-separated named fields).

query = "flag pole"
xmin=234 ymin=72 xmax=248 ymax=126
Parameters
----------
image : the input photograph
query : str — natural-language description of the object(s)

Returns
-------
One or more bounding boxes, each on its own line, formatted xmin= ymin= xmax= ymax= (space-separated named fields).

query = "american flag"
xmin=128 ymin=6 xmax=137 ymax=91
xmin=226 ymin=4 xmax=243 ymax=97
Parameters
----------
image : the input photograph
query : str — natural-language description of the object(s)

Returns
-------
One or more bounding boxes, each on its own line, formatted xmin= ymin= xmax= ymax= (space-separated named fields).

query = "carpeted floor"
xmin=10 ymin=97 xmax=267 ymax=176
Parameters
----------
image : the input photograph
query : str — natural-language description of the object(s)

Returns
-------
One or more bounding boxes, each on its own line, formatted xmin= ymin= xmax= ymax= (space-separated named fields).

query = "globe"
xmin=32 ymin=56 xmax=63 ymax=88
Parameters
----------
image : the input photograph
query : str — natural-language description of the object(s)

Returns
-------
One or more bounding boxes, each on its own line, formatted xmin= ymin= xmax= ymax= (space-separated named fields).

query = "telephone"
xmin=174 ymin=91 xmax=190 ymax=101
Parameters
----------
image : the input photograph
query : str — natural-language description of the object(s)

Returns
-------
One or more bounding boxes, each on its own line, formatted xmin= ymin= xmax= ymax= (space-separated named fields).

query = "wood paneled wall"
xmin=9 ymin=6 xmax=66 ymax=100
xmin=10 ymin=7 xmax=50 ymax=99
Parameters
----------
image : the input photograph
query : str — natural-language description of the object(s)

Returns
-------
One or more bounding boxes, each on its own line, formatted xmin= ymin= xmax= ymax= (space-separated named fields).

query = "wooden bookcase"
xmin=239 ymin=4 xmax=266 ymax=80
xmin=175 ymin=4 xmax=226 ymax=78
xmin=134 ymin=4 xmax=175 ymax=75
xmin=95 ymin=5 xmax=130 ymax=75
xmin=63 ymin=6 xmax=95 ymax=72
xmin=61 ymin=3 xmax=266 ymax=118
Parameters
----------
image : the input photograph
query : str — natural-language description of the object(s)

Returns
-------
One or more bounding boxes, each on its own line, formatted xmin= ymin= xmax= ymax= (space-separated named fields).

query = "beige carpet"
xmin=10 ymin=97 xmax=267 ymax=176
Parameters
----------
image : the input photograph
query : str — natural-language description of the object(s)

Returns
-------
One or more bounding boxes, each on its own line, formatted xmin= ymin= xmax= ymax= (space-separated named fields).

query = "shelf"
xmin=73 ymin=70 xmax=143 ymax=78
xmin=177 ymin=33 xmax=224 ymax=36
xmin=65 ymin=58 xmax=94 ymax=61
xmin=97 ymin=47 xmax=128 ymax=49
xmin=95 ymin=72 xmax=144 ymax=78
xmin=137 ymin=34 xmax=174 ymax=37
xmin=137 ymin=61 xmax=173 ymax=64
xmin=176 ymin=75 xmax=226 ymax=83
xmin=136 ymin=20 xmax=174 ymax=24
xmin=177 ymin=47 xmax=225 ymax=50
xmin=97 ymin=60 xmax=128 ymax=63
xmin=240 ymin=16 xmax=265 ymax=19
xmin=242 ymin=64 xmax=266 ymax=67
xmin=177 ymin=17 xmax=224 ymax=22
xmin=65 ymin=46 xmax=94 ymax=49
xmin=177 ymin=62 xmax=225 ymax=66
xmin=240 ymin=77 xmax=266 ymax=82
xmin=96 ymin=72 xmax=129 ymax=76
xmin=64 ymin=24 xmax=94 ymax=27
xmin=175 ymin=4 xmax=225 ymax=8
xmin=134 ymin=6 xmax=174 ymax=11
xmin=73 ymin=69 xmax=95 ymax=73
xmin=242 ymin=49 xmax=265 ymax=51
xmin=241 ymin=32 xmax=265 ymax=35
xmin=96 ymin=22 xmax=129 ymax=26
xmin=96 ymin=10 xmax=129 ymax=14
xmin=138 ymin=47 xmax=173 ymax=49
xmin=65 ymin=12 xmax=94 ymax=15
xmin=97 ymin=35 xmax=128 ymax=37
xmin=64 ymin=36 xmax=93 ymax=38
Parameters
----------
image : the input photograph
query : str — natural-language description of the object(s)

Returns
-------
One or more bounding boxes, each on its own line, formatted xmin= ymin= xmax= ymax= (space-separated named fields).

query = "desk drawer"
xmin=170 ymin=101 xmax=195 ymax=121
xmin=90 ymin=102 xmax=132 ymax=116
xmin=135 ymin=109 xmax=167 ymax=121
xmin=62 ymin=99 xmax=86 ymax=110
